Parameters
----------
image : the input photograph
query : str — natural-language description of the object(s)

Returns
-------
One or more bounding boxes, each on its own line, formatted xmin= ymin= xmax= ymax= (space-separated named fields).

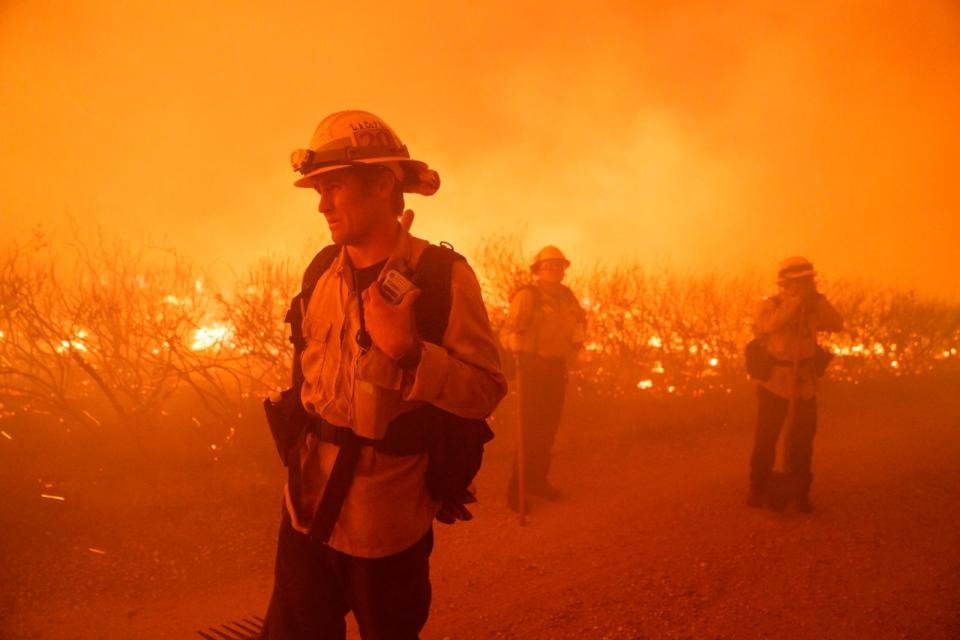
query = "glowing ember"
xmin=1 ymin=430 xmax=12 ymax=440
xmin=637 ymin=379 xmax=654 ymax=390
xmin=87 ymin=547 xmax=106 ymax=555
xmin=40 ymin=494 xmax=65 ymax=501
xmin=53 ymin=328 xmax=92 ymax=354
xmin=191 ymin=322 xmax=234 ymax=351
xmin=709 ymin=358 xmax=719 ymax=367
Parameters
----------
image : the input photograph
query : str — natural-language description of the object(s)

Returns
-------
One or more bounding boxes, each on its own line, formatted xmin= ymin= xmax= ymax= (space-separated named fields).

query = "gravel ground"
xmin=2 ymin=376 xmax=958 ymax=639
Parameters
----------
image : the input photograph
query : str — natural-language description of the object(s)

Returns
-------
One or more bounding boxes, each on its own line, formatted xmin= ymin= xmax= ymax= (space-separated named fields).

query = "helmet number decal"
xmin=354 ymin=128 xmax=397 ymax=150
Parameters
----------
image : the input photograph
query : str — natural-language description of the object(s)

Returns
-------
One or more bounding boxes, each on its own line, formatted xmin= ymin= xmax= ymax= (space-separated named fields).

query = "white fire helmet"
xmin=531 ymin=246 xmax=571 ymax=272
xmin=290 ymin=110 xmax=440 ymax=195
xmin=777 ymin=256 xmax=816 ymax=283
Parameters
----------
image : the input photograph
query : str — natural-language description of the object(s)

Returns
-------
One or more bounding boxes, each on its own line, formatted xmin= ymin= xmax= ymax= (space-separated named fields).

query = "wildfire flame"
xmin=54 ymin=329 xmax=90 ymax=354
xmin=190 ymin=322 xmax=234 ymax=351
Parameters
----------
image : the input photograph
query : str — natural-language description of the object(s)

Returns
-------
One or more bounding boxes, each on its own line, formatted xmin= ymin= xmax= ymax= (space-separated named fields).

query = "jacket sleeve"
xmin=401 ymin=260 xmax=508 ymax=419
xmin=499 ymin=287 xmax=536 ymax=352
xmin=754 ymin=295 xmax=803 ymax=335
xmin=814 ymin=295 xmax=844 ymax=332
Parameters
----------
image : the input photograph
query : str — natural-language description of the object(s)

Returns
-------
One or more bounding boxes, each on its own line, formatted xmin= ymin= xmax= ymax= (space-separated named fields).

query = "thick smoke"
xmin=1 ymin=1 xmax=958 ymax=296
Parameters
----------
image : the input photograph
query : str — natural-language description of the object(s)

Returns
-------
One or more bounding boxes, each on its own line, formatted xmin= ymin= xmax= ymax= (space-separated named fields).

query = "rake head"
xmin=197 ymin=616 xmax=264 ymax=639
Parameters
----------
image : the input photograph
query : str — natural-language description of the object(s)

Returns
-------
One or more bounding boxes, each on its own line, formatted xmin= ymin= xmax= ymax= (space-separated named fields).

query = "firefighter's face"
xmin=780 ymin=276 xmax=816 ymax=297
xmin=313 ymin=167 xmax=391 ymax=246
xmin=536 ymin=259 xmax=567 ymax=284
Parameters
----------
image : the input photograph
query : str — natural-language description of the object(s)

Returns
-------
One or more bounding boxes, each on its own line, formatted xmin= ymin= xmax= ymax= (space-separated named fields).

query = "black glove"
xmin=435 ymin=489 xmax=478 ymax=525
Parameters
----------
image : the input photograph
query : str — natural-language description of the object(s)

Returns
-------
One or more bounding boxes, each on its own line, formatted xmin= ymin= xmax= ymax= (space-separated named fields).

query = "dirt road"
xmin=3 ymin=377 xmax=959 ymax=639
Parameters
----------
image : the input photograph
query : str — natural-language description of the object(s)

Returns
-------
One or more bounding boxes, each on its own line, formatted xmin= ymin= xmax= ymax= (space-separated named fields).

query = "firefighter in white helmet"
xmin=260 ymin=110 xmax=506 ymax=638
xmin=747 ymin=256 xmax=843 ymax=513
xmin=500 ymin=246 xmax=586 ymax=510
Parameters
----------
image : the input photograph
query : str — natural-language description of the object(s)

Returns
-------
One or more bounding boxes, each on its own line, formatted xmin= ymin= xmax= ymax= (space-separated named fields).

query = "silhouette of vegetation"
xmin=1 ymin=231 xmax=957 ymax=451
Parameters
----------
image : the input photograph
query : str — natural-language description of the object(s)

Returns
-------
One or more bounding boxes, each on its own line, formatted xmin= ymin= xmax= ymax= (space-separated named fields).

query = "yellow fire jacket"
xmin=499 ymin=282 xmax=586 ymax=361
xmin=287 ymin=228 xmax=507 ymax=558
xmin=754 ymin=293 xmax=844 ymax=400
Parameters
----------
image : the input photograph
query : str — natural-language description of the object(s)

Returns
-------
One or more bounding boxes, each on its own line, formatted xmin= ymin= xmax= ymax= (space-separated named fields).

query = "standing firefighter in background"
xmin=500 ymin=246 xmax=586 ymax=511
xmin=747 ymin=256 xmax=843 ymax=513
xmin=261 ymin=110 xmax=506 ymax=639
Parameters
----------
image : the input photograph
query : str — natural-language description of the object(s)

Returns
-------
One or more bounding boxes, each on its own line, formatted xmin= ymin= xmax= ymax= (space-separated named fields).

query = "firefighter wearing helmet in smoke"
xmin=260 ymin=110 xmax=506 ymax=639
xmin=747 ymin=256 xmax=843 ymax=513
xmin=500 ymin=246 xmax=586 ymax=510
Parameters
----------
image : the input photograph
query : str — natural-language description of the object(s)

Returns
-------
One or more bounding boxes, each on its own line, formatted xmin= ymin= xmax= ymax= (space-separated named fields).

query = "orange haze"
xmin=2 ymin=1 xmax=959 ymax=298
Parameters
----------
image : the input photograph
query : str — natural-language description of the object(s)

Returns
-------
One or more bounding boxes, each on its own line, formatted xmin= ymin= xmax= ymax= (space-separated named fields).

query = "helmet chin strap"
xmin=400 ymin=209 xmax=415 ymax=232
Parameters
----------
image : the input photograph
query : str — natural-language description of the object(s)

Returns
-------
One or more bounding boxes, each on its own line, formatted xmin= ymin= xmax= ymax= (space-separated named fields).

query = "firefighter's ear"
xmin=373 ymin=165 xmax=400 ymax=198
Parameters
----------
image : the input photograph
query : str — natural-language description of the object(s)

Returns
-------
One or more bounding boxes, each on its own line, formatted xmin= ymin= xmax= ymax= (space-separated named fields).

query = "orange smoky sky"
xmin=2 ymin=1 xmax=959 ymax=298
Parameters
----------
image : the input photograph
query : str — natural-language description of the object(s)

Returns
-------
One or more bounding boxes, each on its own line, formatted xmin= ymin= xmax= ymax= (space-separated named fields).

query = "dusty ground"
xmin=2 ymin=375 xmax=959 ymax=639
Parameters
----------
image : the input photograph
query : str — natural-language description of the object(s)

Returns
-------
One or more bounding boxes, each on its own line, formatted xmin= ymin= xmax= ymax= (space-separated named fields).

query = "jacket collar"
xmin=333 ymin=223 xmax=417 ymax=292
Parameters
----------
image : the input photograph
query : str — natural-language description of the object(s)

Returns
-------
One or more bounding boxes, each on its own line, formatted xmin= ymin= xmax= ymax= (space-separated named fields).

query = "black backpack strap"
xmin=308 ymin=431 xmax=361 ymax=543
xmin=412 ymin=243 xmax=464 ymax=345
xmin=302 ymin=244 xmax=342 ymax=292
xmin=410 ymin=243 xmax=494 ymax=506
xmin=285 ymin=244 xmax=340 ymax=387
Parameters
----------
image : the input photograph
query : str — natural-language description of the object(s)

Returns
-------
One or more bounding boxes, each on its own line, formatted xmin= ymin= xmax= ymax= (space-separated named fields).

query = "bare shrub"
xmin=0 ymin=235 xmax=87 ymax=423
xmin=217 ymin=256 xmax=300 ymax=397
xmin=2 ymin=228 xmax=958 ymax=450
xmin=466 ymin=233 xmax=960 ymax=400
xmin=0 ymin=231 xmax=243 ymax=437
xmin=472 ymin=232 xmax=534 ymax=332
xmin=822 ymin=279 xmax=960 ymax=381
xmin=573 ymin=266 xmax=763 ymax=397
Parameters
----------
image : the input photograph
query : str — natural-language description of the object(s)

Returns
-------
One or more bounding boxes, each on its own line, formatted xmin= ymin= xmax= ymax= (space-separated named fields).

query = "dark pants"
xmin=750 ymin=385 xmax=818 ymax=495
xmin=509 ymin=353 xmax=567 ymax=494
xmin=260 ymin=512 xmax=433 ymax=640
